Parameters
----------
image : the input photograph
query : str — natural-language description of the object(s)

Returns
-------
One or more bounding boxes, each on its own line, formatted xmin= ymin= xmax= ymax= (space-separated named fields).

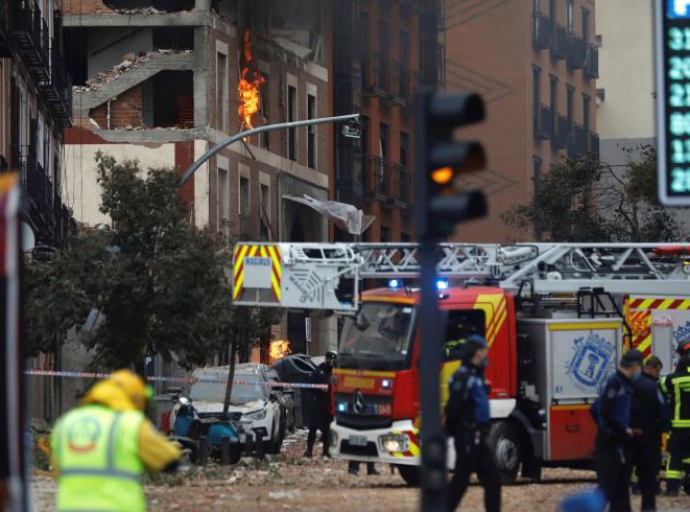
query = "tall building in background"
xmin=0 ymin=0 xmax=73 ymax=246
xmin=444 ymin=0 xmax=598 ymax=242
xmin=332 ymin=0 xmax=443 ymax=243
xmin=62 ymin=0 xmax=334 ymax=355
xmin=597 ymin=0 xmax=655 ymax=166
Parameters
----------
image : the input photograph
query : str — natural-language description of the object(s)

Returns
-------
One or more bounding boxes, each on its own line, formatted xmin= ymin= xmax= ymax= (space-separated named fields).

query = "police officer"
xmin=444 ymin=334 xmax=500 ymax=512
xmin=51 ymin=370 xmax=181 ymax=512
xmin=660 ymin=344 xmax=690 ymax=496
xmin=593 ymin=349 xmax=644 ymax=512
xmin=629 ymin=355 xmax=667 ymax=511
xmin=304 ymin=351 xmax=336 ymax=458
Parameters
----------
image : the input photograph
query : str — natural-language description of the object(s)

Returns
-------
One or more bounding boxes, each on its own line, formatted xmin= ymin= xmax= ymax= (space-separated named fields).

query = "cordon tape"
xmin=24 ymin=369 xmax=328 ymax=390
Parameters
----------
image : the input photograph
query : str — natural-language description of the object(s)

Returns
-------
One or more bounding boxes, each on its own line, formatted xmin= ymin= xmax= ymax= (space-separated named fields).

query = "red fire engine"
xmin=233 ymin=242 xmax=690 ymax=485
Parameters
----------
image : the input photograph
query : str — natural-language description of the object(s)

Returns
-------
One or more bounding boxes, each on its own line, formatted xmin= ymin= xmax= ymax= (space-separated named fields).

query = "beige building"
xmin=596 ymin=0 xmax=655 ymax=165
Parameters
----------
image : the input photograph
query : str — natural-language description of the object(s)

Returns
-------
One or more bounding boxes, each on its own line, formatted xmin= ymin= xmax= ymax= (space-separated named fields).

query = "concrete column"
xmin=195 ymin=0 xmax=212 ymax=12
xmin=193 ymin=26 xmax=211 ymax=128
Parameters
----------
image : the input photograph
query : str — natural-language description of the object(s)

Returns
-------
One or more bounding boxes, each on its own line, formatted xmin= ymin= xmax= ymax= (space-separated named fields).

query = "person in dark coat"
xmin=304 ymin=351 xmax=336 ymax=458
xmin=629 ymin=355 xmax=667 ymax=511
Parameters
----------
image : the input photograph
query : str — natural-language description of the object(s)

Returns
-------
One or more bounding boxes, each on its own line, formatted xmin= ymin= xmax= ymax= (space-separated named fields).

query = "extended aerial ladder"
xmin=232 ymin=242 xmax=690 ymax=312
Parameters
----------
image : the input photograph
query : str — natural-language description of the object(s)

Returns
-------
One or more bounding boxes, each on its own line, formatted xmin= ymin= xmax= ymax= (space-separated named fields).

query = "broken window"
xmin=260 ymin=78 xmax=270 ymax=150
xmin=64 ymin=28 xmax=88 ymax=86
xmin=151 ymin=70 xmax=194 ymax=128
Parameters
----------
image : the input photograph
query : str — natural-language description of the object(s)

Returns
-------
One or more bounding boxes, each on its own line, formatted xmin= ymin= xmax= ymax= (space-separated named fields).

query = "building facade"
xmin=597 ymin=0 xmax=654 ymax=166
xmin=0 ymin=0 xmax=73 ymax=246
xmin=331 ymin=0 xmax=443 ymax=243
xmin=62 ymin=0 xmax=335 ymax=354
xmin=444 ymin=0 xmax=598 ymax=242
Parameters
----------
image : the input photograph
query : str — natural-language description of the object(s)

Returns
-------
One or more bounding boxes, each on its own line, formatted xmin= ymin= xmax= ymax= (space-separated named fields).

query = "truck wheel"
xmin=487 ymin=422 xmax=521 ymax=484
xmin=397 ymin=465 xmax=421 ymax=487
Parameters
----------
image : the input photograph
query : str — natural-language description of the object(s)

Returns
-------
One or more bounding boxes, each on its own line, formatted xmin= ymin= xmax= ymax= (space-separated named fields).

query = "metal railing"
xmin=362 ymin=51 xmax=390 ymax=94
xmin=363 ymin=155 xmax=391 ymax=198
xmin=11 ymin=0 xmax=50 ymax=75
xmin=551 ymin=24 xmax=568 ymax=60
xmin=584 ymin=46 xmax=599 ymax=79
xmin=534 ymin=104 xmax=553 ymax=140
xmin=389 ymin=162 xmax=411 ymax=206
xmin=566 ymin=34 xmax=586 ymax=69
xmin=42 ymin=40 xmax=73 ymax=126
xmin=533 ymin=13 xmax=552 ymax=50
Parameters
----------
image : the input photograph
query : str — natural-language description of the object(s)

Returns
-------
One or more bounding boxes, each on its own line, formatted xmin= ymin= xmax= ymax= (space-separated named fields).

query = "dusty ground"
xmin=32 ymin=430 xmax=690 ymax=511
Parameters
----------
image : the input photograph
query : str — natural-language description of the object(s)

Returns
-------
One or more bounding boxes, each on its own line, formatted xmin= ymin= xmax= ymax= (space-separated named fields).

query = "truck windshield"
xmin=338 ymin=303 xmax=415 ymax=370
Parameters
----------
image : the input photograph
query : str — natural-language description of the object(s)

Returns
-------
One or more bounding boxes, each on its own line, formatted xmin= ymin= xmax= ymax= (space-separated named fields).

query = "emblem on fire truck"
xmin=352 ymin=391 xmax=365 ymax=414
xmin=565 ymin=333 xmax=615 ymax=392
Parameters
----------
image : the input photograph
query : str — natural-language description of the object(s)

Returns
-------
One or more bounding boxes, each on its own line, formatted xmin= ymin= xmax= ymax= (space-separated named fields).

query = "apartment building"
xmin=62 ymin=0 xmax=334 ymax=354
xmin=332 ymin=0 xmax=443 ymax=243
xmin=0 ymin=0 xmax=73 ymax=246
xmin=444 ymin=0 xmax=598 ymax=242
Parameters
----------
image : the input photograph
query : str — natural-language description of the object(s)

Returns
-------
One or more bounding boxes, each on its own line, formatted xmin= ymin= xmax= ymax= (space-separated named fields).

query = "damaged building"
xmin=62 ymin=0 xmax=334 ymax=353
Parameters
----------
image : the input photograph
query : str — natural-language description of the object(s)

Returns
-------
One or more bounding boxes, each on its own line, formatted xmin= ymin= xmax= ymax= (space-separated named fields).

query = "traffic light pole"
xmin=415 ymin=89 xmax=447 ymax=511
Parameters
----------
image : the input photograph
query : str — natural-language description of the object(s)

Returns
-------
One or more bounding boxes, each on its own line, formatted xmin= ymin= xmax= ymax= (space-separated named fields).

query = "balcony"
xmin=589 ymin=132 xmax=600 ymax=157
xmin=533 ymin=13 xmax=552 ymax=50
xmin=567 ymin=124 xmax=587 ymax=157
xmin=0 ymin=0 xmax=11 ymax=57
xmin=362 ymin=51 xmax=390 ymax=98
xmin=534 ymin=104 xmax=553 ymax=140
xmin=551 ymin=25 xmax=568 ymax=60
xmin=11 ymin=0 xmax=50 ymax=81
xmin=363 ymin=155 xmax=392 ymax=202
xmin=584 ymin=46 xmax=599 ymax=79
xmin=40 ymin=41 xmax=73 ymax=126
xmin=566 ymin=34 xmax=587 ymax=69
xmin=385 ymin=60 xmax=408 ymax=107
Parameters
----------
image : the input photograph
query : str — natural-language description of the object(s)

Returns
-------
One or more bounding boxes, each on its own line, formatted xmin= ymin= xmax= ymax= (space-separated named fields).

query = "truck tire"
xmin=397 ymin=465 xmax=421 ymax=487
xmin=487 ymin=421 xmax=521 ymax=484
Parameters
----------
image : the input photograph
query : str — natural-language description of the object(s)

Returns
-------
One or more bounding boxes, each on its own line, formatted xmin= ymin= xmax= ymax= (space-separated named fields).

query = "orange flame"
xmin=238 ymin=28 xmax=265 ymax=131
xmin=269 ymin=339 xmax=292 ymax=361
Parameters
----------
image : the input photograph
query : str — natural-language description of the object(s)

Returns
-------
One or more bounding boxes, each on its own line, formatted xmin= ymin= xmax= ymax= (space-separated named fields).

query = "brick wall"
xmin=63 ymin=0 xmax=117 ymax=15
xmin=89 ymin=86 xmax=144 ymax=129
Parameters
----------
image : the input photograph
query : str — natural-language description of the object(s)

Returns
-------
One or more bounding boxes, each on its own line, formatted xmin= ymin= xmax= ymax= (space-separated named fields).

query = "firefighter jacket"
xmin=444 ymin=363 xmax=490 ymax=438
xmin=661 ymin=356 xmax=690 ymax=429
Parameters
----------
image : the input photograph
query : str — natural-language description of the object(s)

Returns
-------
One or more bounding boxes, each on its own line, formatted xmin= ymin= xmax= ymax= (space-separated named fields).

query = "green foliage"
xmin=502 ymin=146 xmax=688 ymax=242
xmin=25 ymin=153 xmax=279 ymax=369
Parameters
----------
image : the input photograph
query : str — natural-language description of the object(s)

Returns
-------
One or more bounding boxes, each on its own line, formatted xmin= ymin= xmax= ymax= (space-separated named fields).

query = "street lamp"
xmin=179 ymin=114 xmax=361 ymax=186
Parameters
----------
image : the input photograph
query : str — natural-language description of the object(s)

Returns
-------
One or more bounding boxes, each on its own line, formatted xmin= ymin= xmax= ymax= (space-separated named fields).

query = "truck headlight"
xmin=379 ymin=434 xmax=408 ymax=454
xmin=244 ymin=409 xmax=267 ymax=420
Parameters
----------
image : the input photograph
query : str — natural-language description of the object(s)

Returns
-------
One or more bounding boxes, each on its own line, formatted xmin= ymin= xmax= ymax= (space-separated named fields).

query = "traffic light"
xmin=414 ymin=90 xmax=488 ymax=239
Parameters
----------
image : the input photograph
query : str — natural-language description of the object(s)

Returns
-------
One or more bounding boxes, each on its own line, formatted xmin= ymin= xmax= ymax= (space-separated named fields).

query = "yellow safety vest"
xmin=51 ymin=404 xmax=146 ymax=512
xmin=661 ymin=371 xmax=690 ymax=429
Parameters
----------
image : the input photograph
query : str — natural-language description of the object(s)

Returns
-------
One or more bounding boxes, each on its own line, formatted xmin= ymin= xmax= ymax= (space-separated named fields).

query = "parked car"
xmin=184 ymin=366 xmax=286 ymax=454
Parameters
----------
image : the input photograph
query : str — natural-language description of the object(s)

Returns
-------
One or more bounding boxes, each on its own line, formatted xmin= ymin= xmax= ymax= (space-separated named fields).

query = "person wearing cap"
xmin=50 ymin=369 xmax=182 ymax=512
xmin=629 ymin=355 xmax=667 ymax=511
xmin=444 ymin=334 xmax=500 ymax=512
xmin=305 ymin=350 xmax=337 ymax=458
xmin=660 ymin=347 xmax=690 ymax=496
xmin=592 ymin=349 xmax=644 ymax=512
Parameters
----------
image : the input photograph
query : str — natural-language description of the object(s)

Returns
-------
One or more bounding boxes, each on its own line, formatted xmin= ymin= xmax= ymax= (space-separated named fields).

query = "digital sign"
xmin=656 ymin=0 xmax=690 ymax=205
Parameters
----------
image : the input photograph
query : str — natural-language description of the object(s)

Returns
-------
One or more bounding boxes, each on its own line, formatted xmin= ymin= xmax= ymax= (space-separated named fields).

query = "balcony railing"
xmin=363 ymin=155 xmax=391 ymax=199
xmin=589 ymin=132 xmax=600 ymax=157
xmin=584 ymin=46 xmax=599 ymax=79
xmin=567 ymin=124 xmax=587 ymax=157
xmin=567 ymin=34 xmax=587 ymax=69
xmin=362 ymin=51 xmax=390 ymax=96
xmin=11 ymin=0 xmax=50 ymax=80
xmin=551 ymin=25 xmax=568 ymax=60
xmin=534 ymin=104 xmax=553 ymax=140
xmin=533 ymin=13 xmax=552 ymax=50
xmin=554 ymin=115 xmax=570 ymax=149
xmin=41 ymin=41 xmax=73 ymax=126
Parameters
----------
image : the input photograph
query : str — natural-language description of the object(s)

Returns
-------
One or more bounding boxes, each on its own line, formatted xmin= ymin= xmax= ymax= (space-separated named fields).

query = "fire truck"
xmin=232 ymin=242 xmax=690 ymax=485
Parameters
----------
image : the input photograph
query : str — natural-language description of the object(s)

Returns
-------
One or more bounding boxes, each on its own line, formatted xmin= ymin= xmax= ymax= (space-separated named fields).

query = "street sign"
xmin=656 ymin=0 xmax=690 ymax=205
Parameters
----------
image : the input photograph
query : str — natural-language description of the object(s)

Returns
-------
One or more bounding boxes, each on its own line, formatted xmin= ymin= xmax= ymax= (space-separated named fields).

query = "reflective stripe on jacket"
xmin=661 ymin=367 xmax=690 ymax=429
xmin=51 ymin=404 xmax=146 ymax=512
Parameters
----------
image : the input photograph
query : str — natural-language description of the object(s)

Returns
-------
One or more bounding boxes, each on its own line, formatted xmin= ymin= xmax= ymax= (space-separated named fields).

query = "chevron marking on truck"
xmin=233 ymin=244 xmax=282 ymax=301
xmin=626 ymin=297 xmax=690 ymax=358
xmin=390 ymin=430 xmax=420 ymax=458
xmin=476 ymin=294 xmax=507 ymax=347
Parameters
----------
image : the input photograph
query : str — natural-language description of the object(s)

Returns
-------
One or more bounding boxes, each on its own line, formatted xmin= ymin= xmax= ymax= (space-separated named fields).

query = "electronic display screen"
xmin=657 ymin=0 xmax=690 ymax=205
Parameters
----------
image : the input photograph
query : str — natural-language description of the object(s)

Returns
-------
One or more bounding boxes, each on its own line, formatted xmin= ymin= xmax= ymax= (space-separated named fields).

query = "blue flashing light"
xmin=381 ymin=379 xmax=392 ymax=389
xmin=436 ymin=278 xmax=449 ymax=290
xmin=337 ymin=402 xmax=348 ymax=413
xmin=388 ymin=279 xmax=402 ymax=289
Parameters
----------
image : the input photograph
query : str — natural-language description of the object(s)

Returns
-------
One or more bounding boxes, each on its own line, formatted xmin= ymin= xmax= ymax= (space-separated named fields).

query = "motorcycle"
xmin=169 ymin=396 xmax=242 ymax=464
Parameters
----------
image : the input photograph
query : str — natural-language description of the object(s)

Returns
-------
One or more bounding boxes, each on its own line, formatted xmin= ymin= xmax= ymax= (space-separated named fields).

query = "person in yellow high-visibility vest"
xmin=50 ymin=370 xmax=181 ymax=511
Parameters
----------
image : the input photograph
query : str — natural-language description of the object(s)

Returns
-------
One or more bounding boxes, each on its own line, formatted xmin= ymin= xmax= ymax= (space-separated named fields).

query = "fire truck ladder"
xmin=233 ymin=242 xmax=690 ymax=312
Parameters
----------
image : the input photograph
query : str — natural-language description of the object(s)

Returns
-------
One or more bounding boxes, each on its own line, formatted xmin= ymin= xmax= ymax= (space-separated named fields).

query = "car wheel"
xmin=487 ymin=421 xmax=521 ymax=484
xmin=397 ymin=465 xmax=421 ymax=487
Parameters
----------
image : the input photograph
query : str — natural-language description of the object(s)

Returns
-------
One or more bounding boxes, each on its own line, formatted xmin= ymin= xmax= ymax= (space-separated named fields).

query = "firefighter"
xmin=592 ymin=349 xmax=644 ymax=512
xmin=629 ymin=355 xmax=667 ymax=511
xmin=660 ymin=345 xmax=690 ymax=496
xmin=444 ymin=334 xmax=501 ymax=512
xmin=50 ymin=370 xmax=182 ymax=512
xmin=304 ymin=350 xmax=336 ymax=458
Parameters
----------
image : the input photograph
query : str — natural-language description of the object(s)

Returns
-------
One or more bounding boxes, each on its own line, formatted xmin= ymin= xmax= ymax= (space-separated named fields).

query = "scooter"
xmin=169 ymin=396 xmax=242 ymax=464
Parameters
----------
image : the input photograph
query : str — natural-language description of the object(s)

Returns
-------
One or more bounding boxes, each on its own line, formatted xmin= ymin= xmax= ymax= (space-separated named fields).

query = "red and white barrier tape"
xmin=24 ymin=369 xmax=328 ymax=390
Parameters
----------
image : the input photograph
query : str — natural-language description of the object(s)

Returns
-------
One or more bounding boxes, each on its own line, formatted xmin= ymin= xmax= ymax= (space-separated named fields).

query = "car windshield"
xmin=338 ymin=302 xmax=415 ymax=370
xmin=189 ymin=373 xmax=267 ymax=404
